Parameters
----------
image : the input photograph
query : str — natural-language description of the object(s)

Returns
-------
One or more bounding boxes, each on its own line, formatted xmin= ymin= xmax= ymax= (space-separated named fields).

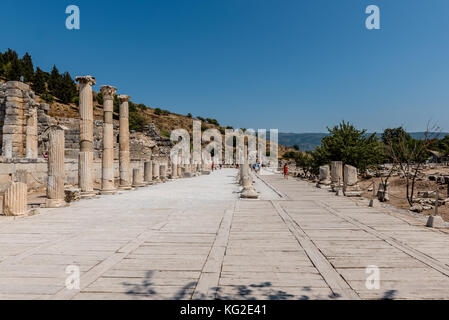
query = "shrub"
xmin=41 ymin=93 xmax=54 ymax=104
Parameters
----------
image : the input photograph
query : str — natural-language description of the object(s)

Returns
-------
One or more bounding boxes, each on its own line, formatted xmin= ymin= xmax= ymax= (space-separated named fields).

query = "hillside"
xmin=278 ymin=132 xmax=449 ymax=151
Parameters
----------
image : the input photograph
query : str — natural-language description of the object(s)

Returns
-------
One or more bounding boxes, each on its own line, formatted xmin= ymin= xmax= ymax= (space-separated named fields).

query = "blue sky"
xmin=1 ymin=0 xmax=449 ymax=133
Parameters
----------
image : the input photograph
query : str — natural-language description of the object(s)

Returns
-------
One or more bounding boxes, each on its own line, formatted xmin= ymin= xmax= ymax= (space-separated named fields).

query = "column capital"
xmin=76 ymin=76 xmax=96 ymax=85
xmin=100 ymin=85 xmax=117 ymax=100
xmin=118 ymin=95 xmax=130 ymax=102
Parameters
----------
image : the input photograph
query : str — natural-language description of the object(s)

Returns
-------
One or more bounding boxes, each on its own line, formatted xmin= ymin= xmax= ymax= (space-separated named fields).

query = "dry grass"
xmin=360 ymin=173 xmax=449 ymax=222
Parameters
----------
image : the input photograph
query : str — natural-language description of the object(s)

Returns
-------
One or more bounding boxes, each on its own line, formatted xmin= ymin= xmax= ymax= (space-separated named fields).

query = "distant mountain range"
xmin=277 ymin=132 xmax=449 ymax=151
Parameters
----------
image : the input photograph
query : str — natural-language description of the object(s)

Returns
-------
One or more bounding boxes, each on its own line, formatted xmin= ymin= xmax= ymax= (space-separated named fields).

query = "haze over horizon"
xmin=1 ymin=0 xmax=449 ymax=133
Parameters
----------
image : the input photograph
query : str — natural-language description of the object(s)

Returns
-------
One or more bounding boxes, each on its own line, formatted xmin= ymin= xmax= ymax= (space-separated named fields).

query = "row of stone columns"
xmin=76 ymin=77 xmax=134 ymax=197
xmin=2 ymin=75 xmax=202 ymax=216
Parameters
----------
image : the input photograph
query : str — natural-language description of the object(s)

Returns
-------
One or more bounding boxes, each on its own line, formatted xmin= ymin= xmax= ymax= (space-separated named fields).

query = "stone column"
xmin=25 ymin=106 xmax=38 ymax=159
xmin=183 ymin=163 xmax=192 ymax=178
xmin=132 ymin=168 xmax=144 ymax=188
xmin=317 ymin=165 xmax=331 ymax=188
xmin=100 ymin=85 xmax=117 ymax=195
xmin=331 ymin=161 xmax=343 ymax=191
xmin=343 ymin=165 xmax=362 ymax=197
xmin=118 ymin=95 xmax=132 ymax=190
xmin=241 ymin=162 xmax=258 ymax=199
xmin=160 ymin=163 xmax=167 ymax=182
xmin=144 ymin=161 xmax=153 ymax=185
xmin=3 ymin=182 xmax=28 ymax=216
xmin=153 ymin=161 xmax=160 ymax=182
xmin=76 ymin=76 xmax=96 ymax=198
xmin=46 ymin=126 xmax=67 ymax=208
xmin=171 ymin=161 xmax=178 ymax=179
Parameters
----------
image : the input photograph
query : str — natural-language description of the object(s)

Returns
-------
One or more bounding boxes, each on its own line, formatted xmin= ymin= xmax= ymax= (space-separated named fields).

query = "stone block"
xmin=318 ymin=165 xmax=331 ymax=187
xmin=344 ymin=165 xmax=358 ymax=186
xmin=2 ymin=125 xmax=23 ymax=134
xmin=426 ymin=215 xmax=445 ymax=228
xmin=6 ymin=81 xmax=30 ymax=91
xmin=65 ymin=189 xmax=81 ymax=203
xmin=6 ymin=88 xmax=24 ymax=98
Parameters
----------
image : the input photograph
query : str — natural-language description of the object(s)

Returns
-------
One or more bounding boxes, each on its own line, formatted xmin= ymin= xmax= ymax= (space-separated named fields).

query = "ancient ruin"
xmin=330 ymin=161 xmax=343 ymax=191
xmin=0 ymin=81 xmax=39 ymax=159
xmin=343 ymin=165 xmax=362 ymax=197
xmin=3 ymin=182 xmax=27 ymax=216
xmin=144 ymin=161 xmax=153 ymax=185
xmin=100 ymin=85 xmax=117 ymax=195
xmin=0 ymin=80 xmax=194 ymax=215
xmin=118 ymin=95 xmax=132 ymax=190
xmin=45 ymin=125 xmax=67 ymax=208
xmin=317 ymin=165 xmax=331 ymax=188
xmin=76 ymin=76 xmax=96 ymax=198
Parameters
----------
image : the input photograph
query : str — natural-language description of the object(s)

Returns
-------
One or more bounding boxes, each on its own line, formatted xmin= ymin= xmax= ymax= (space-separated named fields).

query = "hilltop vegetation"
xmin=283 ymin=122 xmax=449 ymax=176
xmin=0 ymin=49 xmax=231 ymax=134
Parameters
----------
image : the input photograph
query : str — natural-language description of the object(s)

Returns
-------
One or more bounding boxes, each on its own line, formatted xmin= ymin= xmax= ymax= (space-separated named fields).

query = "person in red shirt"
xmin=283 ymin=164 xmax=289 ymax=179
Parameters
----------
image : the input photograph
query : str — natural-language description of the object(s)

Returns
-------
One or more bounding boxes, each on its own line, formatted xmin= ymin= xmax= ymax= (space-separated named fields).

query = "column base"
xmin=118 ymin=185 xmax=132 ymax=190
xmin=45 ymin=199 xmax=68 ymax=208
xmin=100 ymin=189 xmax=117 ymax=195
xmin=81 ymin=191 xmax=97 ymax=199
xmin=369 ymin=199 xmax=380 ymax=207
xmin=426 ymin=215 xmax=445 ymax=228
xmin=241 ymin=188 xmax=259 ymax=199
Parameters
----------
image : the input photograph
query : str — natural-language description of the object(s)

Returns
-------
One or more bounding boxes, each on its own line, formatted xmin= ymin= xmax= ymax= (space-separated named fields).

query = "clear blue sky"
xmin=1 ymin=0 xmax=449 ymax=133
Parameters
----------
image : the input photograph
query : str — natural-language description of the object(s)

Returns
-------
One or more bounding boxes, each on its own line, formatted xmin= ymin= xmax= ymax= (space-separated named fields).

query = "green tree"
xmin=129 ymin=111 xmax=148 ymax=131
xmin=40 ymin=93 xmax=54 ymax=104
xmin=113 ymin=95 xmax=120 ymax=113
xmin=32 ymin=67 xmax=47 ymax=94
xmin=296 ymin=152 xmax=314 ymax=175
xmin=434 ymin=135 xmax=449 ymax=155
xmin=382 ymin=126 xmax=432 ymax=205
xmin=95 ymin=92 xmax=104 ymax=105
xmin=21 ymin=52 xmax=34 ymax=82
xmin=1 ymin=49 xmax=21 ymax=80
xmin=48 ymin=65 xmax=61 ymax=95
xmin=4 ymin=60 xmax=21 ymax=81
xmin=315 ymin=121 xmax=382 ymax=173
xmin=58 ymin=72 xmax=77 ymax=104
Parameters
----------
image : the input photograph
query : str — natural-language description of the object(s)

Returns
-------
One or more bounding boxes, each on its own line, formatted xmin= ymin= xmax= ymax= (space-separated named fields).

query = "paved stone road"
xmin=0 ymin=169 xmax=448 ymax=300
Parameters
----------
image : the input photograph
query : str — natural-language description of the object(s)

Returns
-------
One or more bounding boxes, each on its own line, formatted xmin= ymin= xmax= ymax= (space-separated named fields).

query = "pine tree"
xmin=58 ymin=72 xmax=77 ymax=104
xmin=21 ymin=52 xmax=34 ymax=82
xmin=32 ymin=67 xmax=47 ymax=95
xmin=48 ymin=65 xmax=61 ymax=95
xmin=2 ymin=49 xmax=21 ymax=81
